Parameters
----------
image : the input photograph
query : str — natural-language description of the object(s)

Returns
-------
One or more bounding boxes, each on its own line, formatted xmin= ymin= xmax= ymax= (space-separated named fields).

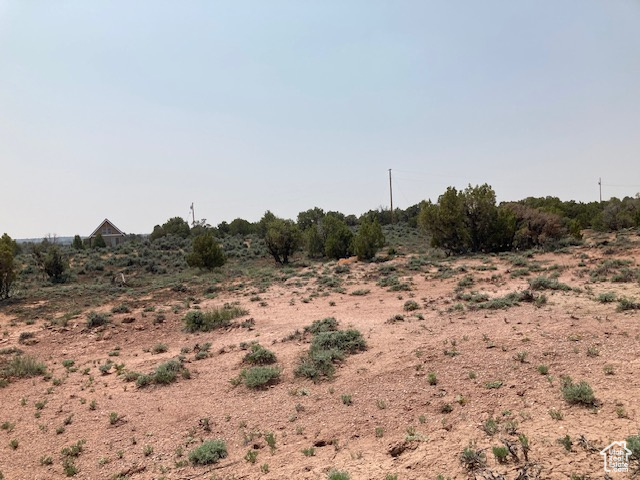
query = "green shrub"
xmin=296 ymin=321 xmax=366 ymax=381
xmin=460 ymin=443 xmax=486 ymax=471
xmin=528 ymin=276 xmax=571 ymax=291
xmin=188 ymin=439 xmax=228 ymax=465
xmin=403 ymin=300 xmax=420 ymax=311
xmin=243 ymin=344 xmax=277 ymax=365
xmin=0 ymin=241 xmax=16 ymax=299
xmin=327 ymin=470 xmax=350 ymax=480
xmin=561 ymin=378 xmax=595 ymax=406
xmin=310 ymin=330 xmax=367 ymax=355
xmin=183 ymin=305 xmax=248 ymax=332
xmin=111 ymin=304 xmax=130 ymax=314
xmin=597 ymin=292 xmax=617 ymax=303
xmin=86 ymin=312 xmax=109 ymax=329
xmin=241 ymin=366 xmax=281 ymax=389
xmin=186 ymin=233 xmax=226 ymax=270
xmin=0 ymin=355 xmax=47 ymax=381
xmin=152 ymin=359 xmax=186 ymax=385
xmin=44 ymin=246 xmax=69 ymax=283
xmin=263 ymin=217 xmax=301 ymax=265
xmin=617 ymin=297 xmax=640 ymax=311
xmin=304 ymin=317 xmax=339 ymax=335
xmin=151 ymin=343 xmax=168 ymax=354
xmin=353 ymin=217 xmax=385 ymax=261
xmin=492 ymin=446 xmax=509 ymax=463
xmin=626 ymin=432 xmax=640 ymax=460
xmin=350 ymin=289 xmax=370 ymax=296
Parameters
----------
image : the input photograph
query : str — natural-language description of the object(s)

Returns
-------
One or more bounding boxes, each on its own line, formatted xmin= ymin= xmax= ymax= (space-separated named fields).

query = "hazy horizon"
xmin=2 ymin=1 xmax=639 ymax=239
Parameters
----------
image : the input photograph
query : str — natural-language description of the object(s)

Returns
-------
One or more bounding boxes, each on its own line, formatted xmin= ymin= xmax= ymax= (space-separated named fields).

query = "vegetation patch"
xmin=528 ymin=276 xmax=571 ymax=291
xmin=561 ymin=377 xmax=596 ymax=406
xmin=183 ymin=304 xmax=248 ymax=332
xmin=239 ymin=366 xmax=281 ymax=389
xmin=295 ymin=320 xmax=366 ymax=381
xmin=0 ymin=355 xmax=47 ymax=386
xmin=135 ymin=358 xmax=190 ymax=388
xmin=189 ymin=439 xmax=228 ymax=465
xmin=243 ymin=344 xmax=277 ymax=365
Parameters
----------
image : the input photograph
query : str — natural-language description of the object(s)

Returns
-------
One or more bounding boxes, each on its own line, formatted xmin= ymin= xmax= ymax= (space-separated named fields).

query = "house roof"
xmin=90 ymin=218 xmax=126 ymax=237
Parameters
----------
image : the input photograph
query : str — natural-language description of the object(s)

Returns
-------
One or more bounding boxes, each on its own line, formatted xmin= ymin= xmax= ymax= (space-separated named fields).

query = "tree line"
xmin=1 ymin=185 xmax=639 ymax=298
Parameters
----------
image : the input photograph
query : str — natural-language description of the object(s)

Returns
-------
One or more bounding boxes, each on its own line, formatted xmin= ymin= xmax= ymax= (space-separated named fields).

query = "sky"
xmin=1 ymin=1 xmax=639 ymax=238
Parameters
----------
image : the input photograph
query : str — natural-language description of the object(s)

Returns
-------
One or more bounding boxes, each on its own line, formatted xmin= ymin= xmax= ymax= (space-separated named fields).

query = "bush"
xmin=0 ymin=242 xmax=16 ymax=299
xmin=304 ymin=317 xmax=339 ymax=335
xmin=403 ymin=300 xmax=419 ymax=311
xmin=150 ymin=217 xmax=191 ymax=241
xmin=561 ymin=378 xmax=595 ymax=406
xmin=327 ymin=470 xmax=350 ymax=480
xmin=626 ymin=432 xmax=640 ymax=460
xmin=189 ymin=439 xmax=228 ymax=465
xmin=186 ymin=233 xmax=226 ymax=270
xmin=353 ymin=217 xmax=385 ymax=261
xmin=243 ymin=344 xmax=277 ymax=365
xmin=92 ymin=233 xmax=107 ymax=249
xmin=597 ymin=292 xmax=617 ymax=303
xmin=0 ymin=355 xmax=47 ymax=381
xmin=183 ymin=305 xmax=248 ymax=332
xmin=323 ymin=214 xmax=353 ymax=260
xmin=296 ymin=327 xmax=366 ymax=381
xmin=72 ymin=235 xmax=84 ymax=250
xmin=136 ymin=359 xmax=189 ymax=387
xmin=528 ymin=276 xmax=571 ymax=291
xmin=311 ymin=330 xmax=367 ymax=355
xmin=241 ymin=366 xmax=281 ymax=389
xmin=44 ymin=246 xmax=69 ymax=283
xmin=262 ymin=215 xmax=301 ymax=265
xmin=86 ymin=312 xmax=109 ymax=329
xmin=617 ymin=297 xmax=640 ymax=311
xmin=460 ymin=443 xmax=486 ymax=471
xmin=152 ymin=359 xmax=184 ymax=385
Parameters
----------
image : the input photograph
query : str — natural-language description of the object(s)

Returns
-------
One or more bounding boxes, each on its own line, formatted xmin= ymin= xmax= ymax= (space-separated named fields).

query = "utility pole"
xmin=598 ymin=178 xmax=602 ymax=203
xmin=388 ymin=169 xmax=394 ymax=224
xmin=190 ymin=203 xmax=196 ymax=226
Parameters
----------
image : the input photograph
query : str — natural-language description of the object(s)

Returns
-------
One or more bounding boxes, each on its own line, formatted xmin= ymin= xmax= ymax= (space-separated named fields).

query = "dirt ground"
xmin=1 ymin=239 xmax=639 ymax=480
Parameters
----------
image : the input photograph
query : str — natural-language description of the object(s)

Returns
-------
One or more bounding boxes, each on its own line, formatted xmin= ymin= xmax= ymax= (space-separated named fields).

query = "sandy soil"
xmin=1 ymin=242 xmax=639 ymax=480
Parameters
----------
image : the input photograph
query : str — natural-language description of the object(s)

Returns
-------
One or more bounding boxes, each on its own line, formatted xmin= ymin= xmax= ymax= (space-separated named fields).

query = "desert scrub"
xmin=561 ymin=377 xmax=595 ymax=406
xmin=240 ymin=366 xmax=281 ymax=389
xmin=350 ymin=289 xmax=370 ymax=296
xmin=151 ymin=343 xmax=168 ymax=354
xmin=327 ymin=470 xmax=350 ymax=480
xmin=617 ymin=297 xmax=640 ymax=311
xmin=189 ymin=439 xmax=228 ymax=465
xmin=0 ymin=354 xmax=47 ymax=382
xmin=242 ymin=344 xmax=277 ymax=365
xmin=111 ymin=304 xmax=130 ymax=314
xmin=460 ymin=443 xmax=486 ymax=471
xmin=86 ymin=311 xmax=109 ymax=328
xmin=597 ymin=292 xmax=617 ymax=303
xmin=135 ymin=358 xmax=190 ymax=387
xmin=528 ymin=276 xmax=571 ymax=291
xmin=183 ymin=305 xmax=248 ymax=332
xmin=304 ymin=317 xmax=339 ymax=335
xmin=295 ymin=328 xmax=367 ymax=381
xmin=403 ymin=300 xmax=419 ymax=311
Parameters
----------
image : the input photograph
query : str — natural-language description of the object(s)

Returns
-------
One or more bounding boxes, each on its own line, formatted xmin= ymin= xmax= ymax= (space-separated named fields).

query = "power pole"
xmin=190 ymin=203 xmax=196 ymax=226
xmin=388 ymin=169 xmax=394 ymax=224
xmin=598 ymin=178 xmax=602 ymax=203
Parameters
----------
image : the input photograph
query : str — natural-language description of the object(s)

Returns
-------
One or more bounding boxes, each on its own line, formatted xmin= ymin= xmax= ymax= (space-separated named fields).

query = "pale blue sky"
xmin=1 ymin=1 xmax=639 ymax=238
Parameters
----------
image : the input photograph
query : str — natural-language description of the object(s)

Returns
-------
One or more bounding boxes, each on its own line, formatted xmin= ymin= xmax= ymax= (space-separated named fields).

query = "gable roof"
xmin=90 ymin=218 xmax=125 ymax=237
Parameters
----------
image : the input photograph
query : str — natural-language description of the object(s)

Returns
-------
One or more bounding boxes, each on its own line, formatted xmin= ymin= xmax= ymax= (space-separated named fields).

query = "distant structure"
xmin=89 ymin=219 xmax=125 ymax=247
